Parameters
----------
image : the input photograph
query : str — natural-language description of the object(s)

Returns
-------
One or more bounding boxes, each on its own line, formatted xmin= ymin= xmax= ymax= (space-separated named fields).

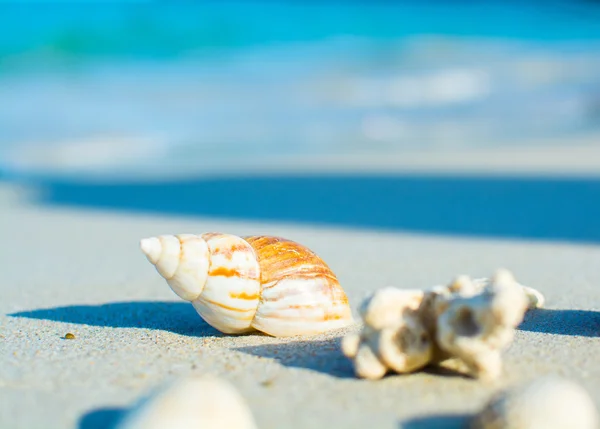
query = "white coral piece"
xmin=435 ymin=269 xmax=529 ymax=380
xmin=472 ymin=375 xmax=600 ymax=429
xmin=343 ymin=269 xmax=545 ymax=380
xmin=116 ymin=375 xmax=258 ymax=429
xmin=341 ymin=287 xmax=433 ymax=379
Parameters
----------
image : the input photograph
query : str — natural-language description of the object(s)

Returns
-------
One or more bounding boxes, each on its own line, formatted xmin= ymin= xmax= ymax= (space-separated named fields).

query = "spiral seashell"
xmin=140 ymin=233 xmax=353 ymax=337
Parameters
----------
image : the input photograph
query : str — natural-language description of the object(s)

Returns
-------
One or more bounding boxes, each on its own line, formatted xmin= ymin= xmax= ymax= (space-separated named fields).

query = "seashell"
xmin=140 ymin=233 xmax=353 ymax=337
xmin=115 ymin=375 xmax=258 ymax=429
xmin=471 ymin=375 xmax=600 ymax=429
xmin=342 ymin=287 xmax=433 ymax=379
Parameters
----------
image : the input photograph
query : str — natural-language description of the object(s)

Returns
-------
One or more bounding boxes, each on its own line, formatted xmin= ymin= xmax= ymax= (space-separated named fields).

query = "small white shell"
xmin=115 ymin=375 xmax=258 ymax=429
xmin=141 ymin=233 xmax=353 ymax=337
xmin=472 ymin=375 xmax=600 ymax=429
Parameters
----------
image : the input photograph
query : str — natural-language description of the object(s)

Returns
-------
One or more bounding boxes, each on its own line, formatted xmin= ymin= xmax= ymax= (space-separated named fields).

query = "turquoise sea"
xmin=1 ymin=1 xmax=600 ymax=178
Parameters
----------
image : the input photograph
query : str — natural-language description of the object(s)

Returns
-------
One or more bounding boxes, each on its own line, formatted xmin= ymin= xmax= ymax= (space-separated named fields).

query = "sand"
xmin=1 ymin=165 xmax=599 ymax=428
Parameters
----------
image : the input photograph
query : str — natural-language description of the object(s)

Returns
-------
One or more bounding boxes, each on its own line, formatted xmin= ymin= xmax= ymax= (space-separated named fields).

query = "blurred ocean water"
xmin=1 ymin=1 xmax=600 ymax=179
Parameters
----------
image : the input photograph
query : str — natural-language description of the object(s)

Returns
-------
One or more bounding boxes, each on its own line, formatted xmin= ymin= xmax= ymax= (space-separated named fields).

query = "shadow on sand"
xmin=235 ymin=336 xmax=355 ymax=378
xmin=236 ymin=338 xmax=473 ymax=379
xmin=27 ymin=172 xmax=600 ymax=244
xmin=518 ymin=308 xmax=600 ymax=337
xmin=8 ymin=301 xmax=221 ymax=337
xmin=78 ymin=408 xmax=125 ymax=429
xmin=399 ymin=414 xmax=471 ymax=429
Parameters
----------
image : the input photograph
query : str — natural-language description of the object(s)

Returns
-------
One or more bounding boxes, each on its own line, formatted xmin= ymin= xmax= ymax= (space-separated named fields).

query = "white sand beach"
xmin=1 ymin=150 xmax=599 ymax=429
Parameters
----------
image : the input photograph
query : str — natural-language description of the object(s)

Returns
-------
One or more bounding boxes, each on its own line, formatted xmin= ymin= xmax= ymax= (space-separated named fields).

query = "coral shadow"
xmin=8 ymin=301 xmax=222 ymax=337
xmin=235 ymin=337 xmax=355 ymax=378
xmin=78 ymin=407 xmax=125 ymax=429
xmin=236 ymin=338 xmax=473 ymax=380
xmin=399 ymin=414 xmax=471 ymax=429
xmin=421 ymin=365 xmax=471 ymax=380
xmin=518 ymin=308 xmax=600 ymax=337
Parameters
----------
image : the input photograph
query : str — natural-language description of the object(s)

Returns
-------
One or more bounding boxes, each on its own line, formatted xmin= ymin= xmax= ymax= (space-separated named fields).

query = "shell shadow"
xmin=8 ymin=301 xmax=221 ymax=337
xmin=235 ymin=336 xmax=356 ymax=378
xmin=399 ymin=414 xmax=471 ymax=429
xmin=518 ymin=308 xmax=600 ymax=337
xmin=78 ymin=407 xmax=125 ymax=429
